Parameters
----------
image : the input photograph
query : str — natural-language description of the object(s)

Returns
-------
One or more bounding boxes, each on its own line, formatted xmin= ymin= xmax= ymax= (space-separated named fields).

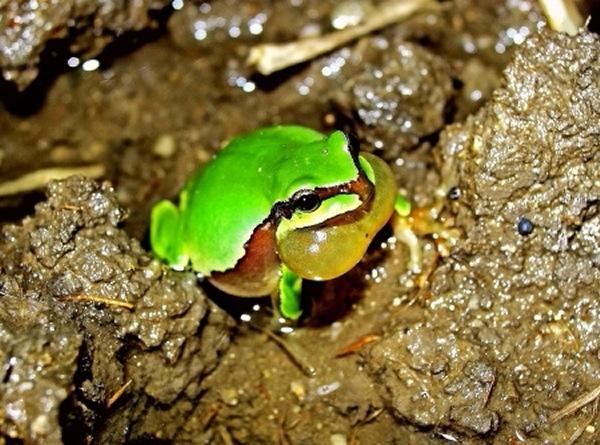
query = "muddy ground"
xmin=1 ymin=1 xmax=599 ymax=444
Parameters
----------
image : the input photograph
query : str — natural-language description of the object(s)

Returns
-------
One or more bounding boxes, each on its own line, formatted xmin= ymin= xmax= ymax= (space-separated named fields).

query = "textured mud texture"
xmin=0 ymin=177 xmax=233 ymax=444
xmin=0 ymin=0 xmax=170 ymax=89
xmin=337 ymin=40 xmax=454 ymax=159
xmin=365 ymin=30 xmax=600 ymax=443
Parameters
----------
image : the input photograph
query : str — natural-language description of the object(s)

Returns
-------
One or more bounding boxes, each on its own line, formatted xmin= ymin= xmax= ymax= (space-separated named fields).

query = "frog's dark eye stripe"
xmin=273 ymin=171 xmax=373 ymax=221
xmin=294 ymin=192 xmax=321 ymax=213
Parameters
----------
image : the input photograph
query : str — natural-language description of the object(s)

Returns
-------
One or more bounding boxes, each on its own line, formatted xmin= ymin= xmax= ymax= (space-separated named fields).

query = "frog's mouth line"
xmin=302 ymin=174 xmax=376 ymax=230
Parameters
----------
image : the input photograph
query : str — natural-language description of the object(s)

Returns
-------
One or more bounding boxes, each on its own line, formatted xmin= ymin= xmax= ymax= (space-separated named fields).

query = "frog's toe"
xmin=277 ymin=265 xmax=303 ymax=320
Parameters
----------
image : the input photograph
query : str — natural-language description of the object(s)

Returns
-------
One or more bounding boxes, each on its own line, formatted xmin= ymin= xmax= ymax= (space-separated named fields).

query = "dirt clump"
xmin=336 ymin=40 xmax=454 ymax=160
xmin=0 ymin=176 xmax=233 ymax=444
xmin=364 ymin=29 xmax=600 ymax=443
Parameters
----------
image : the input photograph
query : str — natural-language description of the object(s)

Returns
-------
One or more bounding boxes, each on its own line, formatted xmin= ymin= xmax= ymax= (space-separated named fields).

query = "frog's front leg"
xmin=273 ymin=264 xmax=302 ymax=320
xmin=274 ymin=264 xmax=303 ymax=320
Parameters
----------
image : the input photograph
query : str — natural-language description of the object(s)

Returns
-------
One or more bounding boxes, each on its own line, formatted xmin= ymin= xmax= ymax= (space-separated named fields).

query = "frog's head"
xmin=274 ymin=133 xmax=396 ymax=281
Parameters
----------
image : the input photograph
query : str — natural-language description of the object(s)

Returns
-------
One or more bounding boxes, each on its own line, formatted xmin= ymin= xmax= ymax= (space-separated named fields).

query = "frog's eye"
xmin=294 ymin=192 xmax=321 ymax=213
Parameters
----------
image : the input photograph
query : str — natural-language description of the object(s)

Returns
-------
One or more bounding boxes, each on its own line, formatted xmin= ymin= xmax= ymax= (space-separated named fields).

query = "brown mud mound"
xmin=0 ymin=176 xmax=233 ymax=444
xmin=365 ymin=30 xmax=600 ymax=443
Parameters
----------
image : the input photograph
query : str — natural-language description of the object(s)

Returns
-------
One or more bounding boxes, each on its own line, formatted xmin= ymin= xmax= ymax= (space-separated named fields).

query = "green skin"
xmin=151 ymin=125 xmax=398 ymax=319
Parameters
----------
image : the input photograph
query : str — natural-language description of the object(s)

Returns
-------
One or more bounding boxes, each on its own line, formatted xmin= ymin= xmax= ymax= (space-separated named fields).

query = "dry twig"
xmin=218 ymin=426 xmax=234 ymax=445
xmin=106 ymin=379 xmax=133 ymax=408
xmin=334 ymin=334 xmax=381 ymax=357
xmin=63 ymin=295 xmax=134 ymax=310
xmin=565 ymin=398 xmax=599 ymax=445
xmin=0 ymin=164 xmax=105 ymax=197
xmin=538 ymin=0 xmax=584 ymax=35
xmin=247 ymin=0 xmax=435 ymax=75
xmin=549 ymin=383 xmax=600 ymax=424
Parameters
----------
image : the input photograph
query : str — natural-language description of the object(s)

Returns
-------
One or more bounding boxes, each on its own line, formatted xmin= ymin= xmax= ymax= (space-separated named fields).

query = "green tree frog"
xmin=150 ymin=125 xmax=397 ymax=320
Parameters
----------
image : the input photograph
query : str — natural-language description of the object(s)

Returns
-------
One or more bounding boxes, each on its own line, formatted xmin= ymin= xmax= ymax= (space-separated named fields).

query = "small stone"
xmin=447 ymin=186 xmax=461 ymax=200
xmin=50 ymin=145 xmax=75 ymax=163
xmin=517 ymin=217 xmax=534 ymax=236
xmin=153 ymin=134 xmax=176 ymax=158
xmin=31 ymin=415 xmax=51 ymax=436
xmin=330 ymin=433 xmax=347 ymax=445
xmin=290 ymin=380 xmax=306 ymax=401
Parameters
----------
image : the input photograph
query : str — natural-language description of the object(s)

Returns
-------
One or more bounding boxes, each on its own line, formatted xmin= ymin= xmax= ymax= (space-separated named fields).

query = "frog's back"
xmin=180 ymin=126 xmax=359 ymax=274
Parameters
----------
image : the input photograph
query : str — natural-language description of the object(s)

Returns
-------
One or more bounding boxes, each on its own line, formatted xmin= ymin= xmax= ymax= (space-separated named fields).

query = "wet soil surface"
xmin=0 ymin=0 xmax=171 ymax=90
xmin=1 ymin=177 xmax=232 ymax=444
xmin=1 ymin=1 xmax=599 ymax=444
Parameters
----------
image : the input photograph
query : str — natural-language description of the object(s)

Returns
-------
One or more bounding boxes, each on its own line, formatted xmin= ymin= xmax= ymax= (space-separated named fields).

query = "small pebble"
xmin=31 ymin=415 xmax=51 ymax=436
xmin=153 ymin=134 xmax=176 ymax=158
xmin=517 ymin=217 xmax=534 ymax=236
xmin=316 ymin=381 xmax=340 ymax=396
xmin=290 ymin=380 xmax=306 ymax=401
xmin=447 ymin=186 xmax=461 ymax=200
xmin=330 ymin=433 xmax=347 ymax=445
